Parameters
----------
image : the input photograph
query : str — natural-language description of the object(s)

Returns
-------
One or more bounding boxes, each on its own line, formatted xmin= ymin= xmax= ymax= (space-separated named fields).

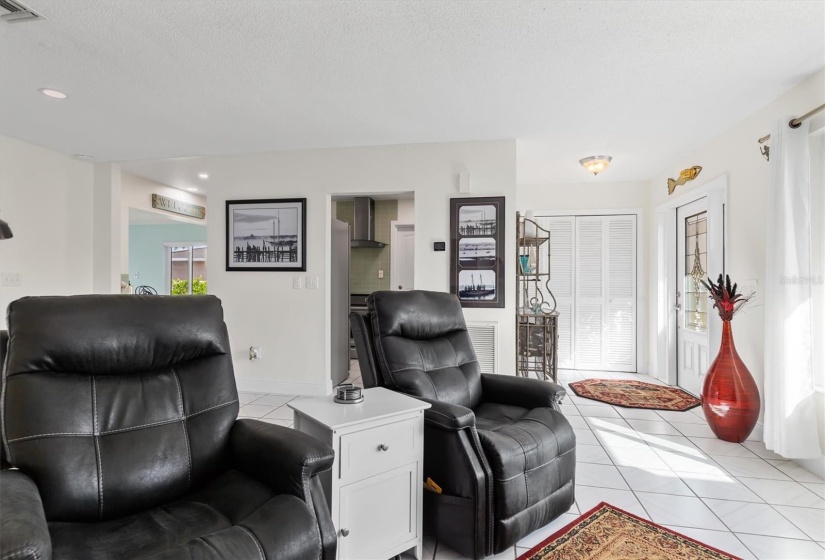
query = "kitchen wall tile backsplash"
xmin=336 ymin=200 xmax=398 ymax=294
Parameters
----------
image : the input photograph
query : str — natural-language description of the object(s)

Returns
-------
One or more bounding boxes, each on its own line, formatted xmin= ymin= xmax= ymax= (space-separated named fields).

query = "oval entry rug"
xmin=568 ymin=379 xmax=701 ymax=411
xmin=517 ymin=502 xmax=741 ymax=560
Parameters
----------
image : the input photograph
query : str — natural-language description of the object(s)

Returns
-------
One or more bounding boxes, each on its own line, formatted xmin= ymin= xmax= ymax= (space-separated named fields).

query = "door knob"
xmin=379 ymin=443 xmax=389 ymax=451
xmin=675 ymin=303 xmax=682 ymax=310
xmin=341 ymin=528 xmax=350 ymax=537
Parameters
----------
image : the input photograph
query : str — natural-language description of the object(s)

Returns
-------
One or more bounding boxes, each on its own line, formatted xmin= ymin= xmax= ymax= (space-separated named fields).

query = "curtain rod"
xmin=758 ymin=102 xmax=825 ymax=144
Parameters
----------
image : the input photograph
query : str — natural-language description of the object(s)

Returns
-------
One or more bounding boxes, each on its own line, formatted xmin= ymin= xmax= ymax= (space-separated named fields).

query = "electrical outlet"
xmin=293 ymin=276 xmax=302 ymax=289
xmin=1 ymin=272 xmax=21 ymax=287
xmin=307 ymin=276 xmax=319 ymax=289
xmin=378 ymin=270 xmax=384 ymax=279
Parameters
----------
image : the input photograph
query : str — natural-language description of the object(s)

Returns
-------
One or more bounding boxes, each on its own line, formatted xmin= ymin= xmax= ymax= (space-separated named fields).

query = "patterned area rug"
xmin=568 ymin=379 xmax=701 ymax=411
xmin=517 ymin=503 xmax=741 ymax=560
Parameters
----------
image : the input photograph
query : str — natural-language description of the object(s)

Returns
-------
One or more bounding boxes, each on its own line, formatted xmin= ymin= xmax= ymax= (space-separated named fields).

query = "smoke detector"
xmin=0 ymin=0 xmax=44 ymax=23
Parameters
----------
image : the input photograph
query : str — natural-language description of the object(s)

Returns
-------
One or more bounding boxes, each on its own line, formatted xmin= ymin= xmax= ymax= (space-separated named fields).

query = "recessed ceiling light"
xmin=198 ymin=173 xmax=209 ymax=179
xmin=39 ymin=88 xmax=67 ymax=99
xmin=186 ymin=187 xmax=199 ymax=192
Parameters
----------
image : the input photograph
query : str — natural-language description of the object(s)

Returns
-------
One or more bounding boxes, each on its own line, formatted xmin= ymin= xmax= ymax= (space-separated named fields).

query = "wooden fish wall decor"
xmin=667 ymin=166 xmax=702 ymax=195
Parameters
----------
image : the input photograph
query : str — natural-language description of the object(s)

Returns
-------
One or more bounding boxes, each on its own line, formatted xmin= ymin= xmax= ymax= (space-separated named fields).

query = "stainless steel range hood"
xmin=351 ymin=197 xmax=386 ymax=248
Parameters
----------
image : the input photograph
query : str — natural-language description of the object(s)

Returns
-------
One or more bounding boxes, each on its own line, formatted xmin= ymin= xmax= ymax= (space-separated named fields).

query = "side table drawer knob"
xmin=379 ymin=443 xmax=389 ymax=451
xmin=341 ymin=528 xmax=350 ymax=537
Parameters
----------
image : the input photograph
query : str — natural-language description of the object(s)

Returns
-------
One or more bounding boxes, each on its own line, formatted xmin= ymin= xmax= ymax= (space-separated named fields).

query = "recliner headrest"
xmin=368 ymin=290 xmax=467 ymax=340
xmin=5 ymin=295 xmax=229 ymax=377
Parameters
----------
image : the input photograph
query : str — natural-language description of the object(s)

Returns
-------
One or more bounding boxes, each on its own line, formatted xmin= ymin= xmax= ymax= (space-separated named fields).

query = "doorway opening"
xmin=656 ymin=175 xmax=728 ymax=390
xmin=329 ymin=192 xmax=415 ymax=388
xmin=126 ymin=207 xmax=208 ymax=295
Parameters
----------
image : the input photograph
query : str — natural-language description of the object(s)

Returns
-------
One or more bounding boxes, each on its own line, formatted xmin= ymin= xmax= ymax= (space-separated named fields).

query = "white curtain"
xmin=764 ymin=117 xmax=823 ymax=458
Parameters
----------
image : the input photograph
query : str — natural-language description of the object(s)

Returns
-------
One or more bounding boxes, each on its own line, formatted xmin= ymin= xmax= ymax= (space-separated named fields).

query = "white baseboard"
xmin=794 ymin=456 xmax=825 ymax=480
xmin=749 ymin=422 xmax=825 ymax=479
xmin=236 ymin=377 xmax=332 ymax=396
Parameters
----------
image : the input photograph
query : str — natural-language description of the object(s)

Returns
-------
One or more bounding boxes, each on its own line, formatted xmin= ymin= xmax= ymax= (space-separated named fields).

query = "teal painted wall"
xmin=129 ymin=224 xmax=207 ymax=293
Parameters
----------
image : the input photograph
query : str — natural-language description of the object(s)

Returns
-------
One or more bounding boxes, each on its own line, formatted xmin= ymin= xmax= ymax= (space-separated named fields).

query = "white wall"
xmin=518 ymin=181 xmax=649 ymax=212
xmin=517 ymin=181 xmax=651 ymax=372
xmin=120 ymin=172 xmax=207 ymax=274
xmin=0 ymin=136 xmax=96 ymax=317
xmin=647 ymin=69 xmax=825 ymax=470
xmin=397 ymin=197 xmax=415 ymax=223
xmin=201 ymin=140 xmax=516 ymax=395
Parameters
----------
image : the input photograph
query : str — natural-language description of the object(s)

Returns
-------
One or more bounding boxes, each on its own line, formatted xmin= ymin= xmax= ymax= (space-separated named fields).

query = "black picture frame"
xmin=450 ymin=196 xmax=505 ymax=308
xmin=226 ymin=198 xmax=307 ymax=271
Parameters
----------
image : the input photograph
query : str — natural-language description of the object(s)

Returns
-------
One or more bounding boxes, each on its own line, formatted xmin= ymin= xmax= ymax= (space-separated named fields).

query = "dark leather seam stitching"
xmin=1 ymin=546 xmax=41 ymax=560
xmin=390 ymin=360 xmax=479 ymax=374
xmin=236 ymin=526 xmax=265 ymax=560
xmin=494 ymin=447 xmax=575 ymax=481
xmin=0 ymin=330 xmax=11 ymax=465
xmin=500 ymin=430 xmax=529 ymax=509
xmin=5 ymin=400 xmax=239 ymax=443
xmin=92 ymin=376 xmax=103 ymax=520
xmin=171 ymin=367 xmax=192 ymax=489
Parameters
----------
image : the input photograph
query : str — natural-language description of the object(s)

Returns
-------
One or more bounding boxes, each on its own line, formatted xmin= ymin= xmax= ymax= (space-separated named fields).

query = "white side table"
xmin=289 ymin=387 xmax=430 ymax=560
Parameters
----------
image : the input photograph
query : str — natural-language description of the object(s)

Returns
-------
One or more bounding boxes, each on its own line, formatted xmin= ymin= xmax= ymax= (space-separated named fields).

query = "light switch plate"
xmin=293 ymin=276 xmax=302 ymax=289
xmin=1 ymin=272 xmax=21 ymax=287
xmin=378 ymin=270 xmax=384 ymax=279
xmin=307 ymin=276 xmax=319 ymax=289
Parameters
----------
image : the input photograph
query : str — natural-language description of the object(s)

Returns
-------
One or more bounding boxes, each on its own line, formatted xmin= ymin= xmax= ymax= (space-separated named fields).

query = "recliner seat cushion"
xmin=48 ymin=469 xmax=321 ymax=560
xmin=474 ymin=403 xmax=576 ymax=521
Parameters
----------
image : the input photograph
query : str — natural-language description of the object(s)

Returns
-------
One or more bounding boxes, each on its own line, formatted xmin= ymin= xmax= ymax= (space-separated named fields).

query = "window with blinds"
xmin=535 ymin=214 xmax=637 ymax=372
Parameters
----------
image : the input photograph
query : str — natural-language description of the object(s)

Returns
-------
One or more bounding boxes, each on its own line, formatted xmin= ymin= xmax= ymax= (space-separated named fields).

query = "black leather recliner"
xmin=350 ymin=290 xmax=576 ymax=559
xmin=0 ymin=295 xmax=336 ymax=560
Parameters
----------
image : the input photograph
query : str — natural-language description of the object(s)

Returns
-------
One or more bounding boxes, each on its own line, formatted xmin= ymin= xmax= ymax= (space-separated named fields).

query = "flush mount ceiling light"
xmin=579 ymin=155 xmax=612 ymax=176
xmin=198 ymin=173 xmax=209 ymax=179
xmin=39 ymin=88 xmax=66 ymax=99
xmin=186 ymin=187 xmax=199 ymax=192
xmin=74 ymin=154 xmax=93 ymax=160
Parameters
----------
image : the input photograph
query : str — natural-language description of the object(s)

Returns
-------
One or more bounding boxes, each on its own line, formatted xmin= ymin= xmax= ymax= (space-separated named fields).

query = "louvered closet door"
xmin=574 ymin=215 xmax=636 ymax=372
xmin=606 ymin=216 xmax=636 ymax=370
xmin=575 ymin=217 xmax=605 ymax=369
xmin=537 ymin=217 xmax=575 ymax=368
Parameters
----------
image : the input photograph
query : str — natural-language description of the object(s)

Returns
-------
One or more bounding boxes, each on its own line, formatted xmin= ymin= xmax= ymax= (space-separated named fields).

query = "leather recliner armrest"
xmin=0 ymin=470 xmax=53 ymax=560
xmin=230 ymin=419 xmax=335 ymax=500
xmin=419 ymin=399 xmax=476 ymax=430
xmin=481 ymin=374 xmax=567 ymax=410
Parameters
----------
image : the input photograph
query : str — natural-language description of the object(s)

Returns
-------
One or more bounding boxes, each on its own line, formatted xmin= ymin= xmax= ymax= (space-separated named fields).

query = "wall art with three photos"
xmin=449 ymin=196 xmax=505 ymax=308
xmin=226 ymin=198 xmax=307 ymax=271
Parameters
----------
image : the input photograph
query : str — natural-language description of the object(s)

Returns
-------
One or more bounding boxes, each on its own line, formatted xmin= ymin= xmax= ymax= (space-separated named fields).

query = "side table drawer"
xmin=337 ymin=463 xmax=417 ymax=560
xmin=339 ymin=417 xmax=419 ymax=481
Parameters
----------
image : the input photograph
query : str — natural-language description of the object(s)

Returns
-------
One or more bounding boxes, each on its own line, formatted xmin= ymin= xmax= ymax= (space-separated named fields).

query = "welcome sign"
xmin=152 ymin=194 xmax=206 ymax=219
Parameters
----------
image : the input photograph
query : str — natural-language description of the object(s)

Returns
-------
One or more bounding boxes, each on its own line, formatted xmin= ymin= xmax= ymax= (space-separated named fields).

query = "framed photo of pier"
xmin=449 ymin=196 xmax=505 ymax=308
xmin=226 ymin=198 xmax=306 ymax=271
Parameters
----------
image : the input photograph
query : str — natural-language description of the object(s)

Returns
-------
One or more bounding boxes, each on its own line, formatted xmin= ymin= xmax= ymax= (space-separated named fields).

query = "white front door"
xmin=676 ymin=198 xmax=710 ymax=396
xmin=392 ymin=225 xmax=415 ymax=291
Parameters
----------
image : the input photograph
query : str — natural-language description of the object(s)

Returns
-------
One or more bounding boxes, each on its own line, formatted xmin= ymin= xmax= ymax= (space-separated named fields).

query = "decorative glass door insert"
xmin=684 ymin=211 xmax=708 ymax=332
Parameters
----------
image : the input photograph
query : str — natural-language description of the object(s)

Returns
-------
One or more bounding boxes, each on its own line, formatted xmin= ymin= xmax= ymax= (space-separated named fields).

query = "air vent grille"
xmin=466 ymin=321 xmax=498 ymax=374
xmin=0 ymin=0 xmax=43 ymax=23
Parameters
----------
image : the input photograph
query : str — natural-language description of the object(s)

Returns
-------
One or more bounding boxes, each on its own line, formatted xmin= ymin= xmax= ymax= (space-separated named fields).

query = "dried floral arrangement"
xmin=700 ymin=274 xmax=754 ymax=321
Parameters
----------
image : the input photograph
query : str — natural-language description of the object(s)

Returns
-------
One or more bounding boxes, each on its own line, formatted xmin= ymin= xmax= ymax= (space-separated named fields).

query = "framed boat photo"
xmin=449 ymin=196 xmax=505 ymax=308
xmin=226 ymin=198 xmax=306 ymax=271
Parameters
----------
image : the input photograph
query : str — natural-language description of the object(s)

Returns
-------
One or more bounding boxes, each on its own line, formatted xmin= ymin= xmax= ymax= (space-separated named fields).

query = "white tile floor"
xmin=237 ymin=365 xmax=825 ymax=560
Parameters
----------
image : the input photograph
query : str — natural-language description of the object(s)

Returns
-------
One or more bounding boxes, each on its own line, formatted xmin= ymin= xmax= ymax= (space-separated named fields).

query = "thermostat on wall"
xmin=433 ymin=242 xmax=446 ymax=251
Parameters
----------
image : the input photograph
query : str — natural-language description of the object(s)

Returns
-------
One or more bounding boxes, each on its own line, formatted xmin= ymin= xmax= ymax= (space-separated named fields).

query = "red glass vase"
xmin=701 ymin=320 xmax=760 ymax=442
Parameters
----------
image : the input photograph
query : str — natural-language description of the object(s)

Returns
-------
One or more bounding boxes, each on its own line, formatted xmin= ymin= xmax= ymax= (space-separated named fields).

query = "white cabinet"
xmin=289 ymin=388 xmax=430 ymax=560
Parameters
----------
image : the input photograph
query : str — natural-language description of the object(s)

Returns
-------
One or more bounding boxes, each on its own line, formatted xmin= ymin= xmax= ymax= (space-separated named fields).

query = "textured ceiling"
xmin=1 ymin=0 xmax=823 ymax=184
